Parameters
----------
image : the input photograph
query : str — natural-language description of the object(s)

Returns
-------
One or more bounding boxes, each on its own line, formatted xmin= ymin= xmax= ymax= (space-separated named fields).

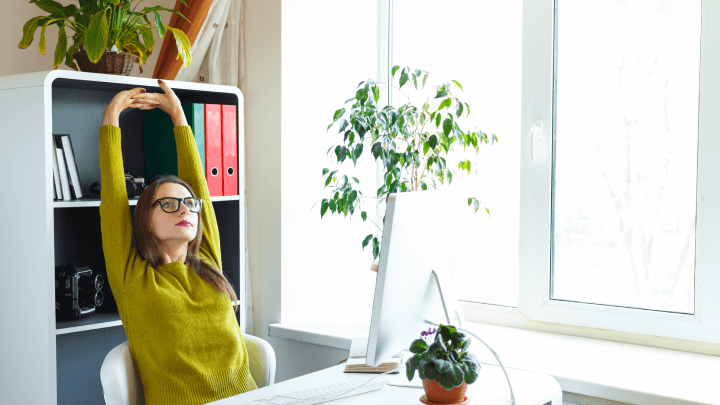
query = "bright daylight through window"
xmin=552 ymin=0 xmax=700 ymax=313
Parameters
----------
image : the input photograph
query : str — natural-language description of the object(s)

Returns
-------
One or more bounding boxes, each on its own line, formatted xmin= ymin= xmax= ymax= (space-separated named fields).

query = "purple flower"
xmin=421 ymin=331 xmax=427 ymax=337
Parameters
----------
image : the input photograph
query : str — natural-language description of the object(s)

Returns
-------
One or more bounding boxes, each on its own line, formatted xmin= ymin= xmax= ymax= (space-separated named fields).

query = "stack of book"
xmin=52 ymin=134 xmax=83 ymax=201
xmin=343 ymin=337 xmax=407 ymax=374
xmin=142 ymin=103 xmax=238 ymax=196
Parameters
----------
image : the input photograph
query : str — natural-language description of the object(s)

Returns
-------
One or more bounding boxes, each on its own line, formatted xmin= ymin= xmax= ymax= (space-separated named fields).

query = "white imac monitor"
xmin=365 ymin=189 xmax=469 ymax=367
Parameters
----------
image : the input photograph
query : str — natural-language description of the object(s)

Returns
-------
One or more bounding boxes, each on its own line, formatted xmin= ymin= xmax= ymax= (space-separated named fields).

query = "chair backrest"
xmin=100 ymin=341 xmax=144 ymax=405
xmin=100 ymin=335 xmax=276 ymax=404
xmin=243 ymin=334 xmax=277 ymax=387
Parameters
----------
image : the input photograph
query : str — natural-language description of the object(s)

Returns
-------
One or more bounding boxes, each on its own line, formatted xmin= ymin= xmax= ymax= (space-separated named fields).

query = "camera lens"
xmin=94 ymin=291 xmax=104 ymax=307
xmin=94 ymin=275 xmax=104 ymax=291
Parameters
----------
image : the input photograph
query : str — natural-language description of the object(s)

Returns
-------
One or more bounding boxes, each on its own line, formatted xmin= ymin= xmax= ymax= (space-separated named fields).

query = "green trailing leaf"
xmin=333 ymin=108 xmax=345 ymax=121
xmin=85 ymin=9 xmax=109 ymax=63
xmin=435 ymin=90 xmax=448 ymax=99
xmin=53 ymin=23 xmax=67 ymax=69
xmin=435 ymin=112 xmax=441 ymax=128
xmin=153 ymin=10 xmax=166 ymax=38
xmin=372 ymin=85 xmax=380 ymax=103
xmin=452 ymin=79 xmax=463 ymax=91
xmin=361 ymin=211 xmax=367 ymax=221
xmin=456 ymin=100 xmax=464 ymax=117
xmin=391 ymin=65 xmax=400 ymax=76
xmin=439 ymin=98 xmax=452 ymax=110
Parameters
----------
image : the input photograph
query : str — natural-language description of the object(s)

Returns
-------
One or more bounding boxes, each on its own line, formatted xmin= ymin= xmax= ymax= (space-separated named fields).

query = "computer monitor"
xmin=365 ymin=188 xmax=469 ymax=367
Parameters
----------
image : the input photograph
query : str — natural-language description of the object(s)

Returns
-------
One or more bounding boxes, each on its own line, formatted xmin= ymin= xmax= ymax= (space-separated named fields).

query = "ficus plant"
xmin=406 ymin=324 xmax=481 ymax=390
xmin=18 ymin=0 xmax=192 ymax=74
xmin=320 ymin=65 xmax=497 ymax=260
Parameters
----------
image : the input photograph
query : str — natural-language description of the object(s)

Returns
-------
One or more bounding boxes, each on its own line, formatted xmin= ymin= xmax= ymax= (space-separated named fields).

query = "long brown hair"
xmin=133 ymin=175 xmax=238 ymax=312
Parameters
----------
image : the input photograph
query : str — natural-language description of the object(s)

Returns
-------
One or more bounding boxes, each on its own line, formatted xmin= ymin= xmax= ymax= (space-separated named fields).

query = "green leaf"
xmin=19 ymin=17 xmax=44 ymax=49
xmin=152 ymin=11 xmax=166 ymax=38
xmin=435 ymin=112 xmax=441 ymax=128
xmin=353 ymin=143 xmax=363 ymax=161
xmin=372 ymin=237 xmax=380 ymax=260
xmin=456 ymin=100 xmax=464 ymax=117
xmin=409 ymin=338 xmax=428 ymax=354
xmin=322 ymin=168 xmax=329 ymax=176
xmin=338 ymin=119 xmax=348 ymax=133
xmin=53 ymin=23 xmax=67 ymax=69
xmin=39 ymin=18 xmax=56 ymax=55
xmin=442 ymin=118 xmax=453 ymax=136
xmin=141 ymin=27 xmax=155 ymax=54
xmin=373 ymin=85 xmax=380 ymax=103
xmin=423 ymin=141 xmax=430 ymax=156
xmin=371 ymin=142 xmax=382 ymax=159
xmin=328 ymin=199 xmax=336 ymax=212
xmin=421 ymin=183 xmax=427 ymax=190
xmin=361 ymin=211 xmax=367 ymax=221
xmin=391 ymin=65 xmax=400 ymax=76
xmin=85 ymin=10 xmax=109 ymax=63
xmin=452 ymin=80 xmax=463 ymax=91
xmin=399 ymin=71 xmax=409 ymax=88
xmin=333 ymin=108 xmax=345 ymax=121
xmin=352 ymin=177 xmax=360 ymax=184
xmin=320 ymin=200 xmax=328 ymax=217
xmin=424 ymin=364 xmax=440 ymax=381
xmin=362 ymin=234 xmax=373 ymax=250
xmin=474 ymin=199 xmax=480 ymax=213
xmin=434 ymin=90 xmax=448 ymax=99
xmin=428 ymin=135 xmax=438 ymax=150
xmin=423 ymin=74 xmax=428 ymax=88
xmin=32 ymin=0 xmax=67 ymax=17
xmin=439 ymin=98 xmax=452 ymax=110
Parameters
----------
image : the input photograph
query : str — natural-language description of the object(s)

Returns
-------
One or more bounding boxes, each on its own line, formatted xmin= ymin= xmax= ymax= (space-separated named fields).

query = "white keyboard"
xmin=240 ymin=378 xmax=390 ymax=405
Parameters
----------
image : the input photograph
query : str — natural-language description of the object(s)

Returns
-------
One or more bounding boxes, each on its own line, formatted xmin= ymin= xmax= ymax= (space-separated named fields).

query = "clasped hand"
xmin=102 ymin=79 xmax=187 ymax=127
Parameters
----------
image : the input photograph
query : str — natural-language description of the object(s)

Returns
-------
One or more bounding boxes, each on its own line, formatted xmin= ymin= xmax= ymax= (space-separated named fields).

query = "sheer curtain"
xmin=156 ymin=0 xmax=251 ymax=334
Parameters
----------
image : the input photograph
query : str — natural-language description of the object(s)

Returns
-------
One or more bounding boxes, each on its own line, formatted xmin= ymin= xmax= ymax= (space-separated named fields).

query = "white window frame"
xmin=517 ymin=0 xmax=720 ymax=344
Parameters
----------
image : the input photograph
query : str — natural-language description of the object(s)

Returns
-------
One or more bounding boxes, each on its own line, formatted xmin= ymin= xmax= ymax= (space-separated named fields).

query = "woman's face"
xmin=150 ymin=182 xmax=199 ymax=244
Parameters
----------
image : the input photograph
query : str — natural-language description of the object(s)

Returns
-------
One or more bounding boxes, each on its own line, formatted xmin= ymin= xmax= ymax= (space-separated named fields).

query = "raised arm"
xmin=131 ymin=80 xmax=223 ymax=271
xmin=99 ymin=88 xmax=153 ymax=302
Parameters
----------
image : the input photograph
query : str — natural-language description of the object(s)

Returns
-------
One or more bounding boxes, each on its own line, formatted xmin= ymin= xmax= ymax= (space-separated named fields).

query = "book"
xmin=56 ymin=146 xmax=71 ymax=202
xmin=182 ymin=103 xmax=206 ymax=171
xmin=54 ymin=134 xmax=83 ymax=199
xmin=51 ymin=136 xmax=62 ymax=200
xmin=343 ymin=337 xmax=406 ymax=374
xmin=142 ymin=108 xmax=178 ymax=184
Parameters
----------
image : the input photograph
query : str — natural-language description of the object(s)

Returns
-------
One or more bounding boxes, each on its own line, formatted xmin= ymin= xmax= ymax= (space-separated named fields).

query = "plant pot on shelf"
xmin=420 ymin=380 xmax=469 ymax=405
xmin=73 ymin=45 xmax=138 ymax=75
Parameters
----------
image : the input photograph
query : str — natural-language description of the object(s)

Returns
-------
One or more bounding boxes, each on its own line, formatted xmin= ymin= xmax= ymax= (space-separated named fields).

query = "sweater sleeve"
xmin=174 ymin=125 xmax=223 ymax=271
xmin=98 ymin=125 xmax=134 ymax=303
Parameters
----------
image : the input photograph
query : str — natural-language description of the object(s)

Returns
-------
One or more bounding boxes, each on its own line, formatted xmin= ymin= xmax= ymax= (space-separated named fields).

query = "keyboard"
xmin=240 ymin=378 xmax=390 ymax=405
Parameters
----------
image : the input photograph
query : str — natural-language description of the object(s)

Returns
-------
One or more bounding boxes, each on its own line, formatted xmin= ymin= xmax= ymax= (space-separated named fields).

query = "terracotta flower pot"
xmin=73 ymin=46 xmax=138 ymax=76
xmin=420 ymin=379 xmax=468 ymax=405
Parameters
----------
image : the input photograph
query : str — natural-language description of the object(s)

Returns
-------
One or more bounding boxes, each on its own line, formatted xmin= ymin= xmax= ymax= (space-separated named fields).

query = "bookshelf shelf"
xmin=0 ymin=70 xmax=246 ymax=405
xmin=53 ymin=195 xmax=240 ymax=208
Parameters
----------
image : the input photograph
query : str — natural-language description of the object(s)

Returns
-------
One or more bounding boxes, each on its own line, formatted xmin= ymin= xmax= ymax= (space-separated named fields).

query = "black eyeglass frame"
xmin=152 ymin=197 xmax=203 ymax=213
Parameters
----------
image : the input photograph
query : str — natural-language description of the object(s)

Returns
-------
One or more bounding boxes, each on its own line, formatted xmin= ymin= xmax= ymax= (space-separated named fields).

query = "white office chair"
xmin=100 ymin=334 xmax=276 ymax=405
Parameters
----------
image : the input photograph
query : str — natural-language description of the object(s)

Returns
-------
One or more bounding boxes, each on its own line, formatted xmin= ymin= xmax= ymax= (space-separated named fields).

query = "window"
xmin=281 ymin=0 xmax=381 ymax=326
xmin=520 ymin=0 xmax=720 ymax=343
xmin=280 ymin=0 xmax=720 ymax=346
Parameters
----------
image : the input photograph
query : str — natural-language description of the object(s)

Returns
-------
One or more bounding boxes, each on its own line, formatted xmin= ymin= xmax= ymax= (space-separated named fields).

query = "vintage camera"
xmin=55 ymin=264 xmax=104 ymax=320
xmin=89 ymin=173 xmax=147 ymax=198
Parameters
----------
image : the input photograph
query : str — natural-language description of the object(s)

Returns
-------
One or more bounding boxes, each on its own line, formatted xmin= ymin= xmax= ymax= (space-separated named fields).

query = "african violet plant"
xmin=406 ymin=324 xmax=481 ymax=390
xmin=320 ymin=66 xmax=497 ymax=260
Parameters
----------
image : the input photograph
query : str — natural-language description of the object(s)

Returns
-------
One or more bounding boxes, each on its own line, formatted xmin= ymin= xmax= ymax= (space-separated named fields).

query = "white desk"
xmin=211 ymin=363 xmax=562 ymax=405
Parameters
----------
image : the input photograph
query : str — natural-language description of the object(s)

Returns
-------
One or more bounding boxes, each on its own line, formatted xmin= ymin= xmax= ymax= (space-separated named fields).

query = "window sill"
xmin=269 ymin=321 xmax=720 ymax=404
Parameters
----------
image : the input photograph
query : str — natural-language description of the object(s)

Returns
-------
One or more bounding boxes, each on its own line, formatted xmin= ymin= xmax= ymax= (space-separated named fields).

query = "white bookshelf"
xmin=0 ymin=70 xmax=247 ymax=405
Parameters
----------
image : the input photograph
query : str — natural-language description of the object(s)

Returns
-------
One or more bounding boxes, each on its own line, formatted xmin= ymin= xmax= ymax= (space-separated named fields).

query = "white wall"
xmin=0 ymin=0 xmax=176 ymax=78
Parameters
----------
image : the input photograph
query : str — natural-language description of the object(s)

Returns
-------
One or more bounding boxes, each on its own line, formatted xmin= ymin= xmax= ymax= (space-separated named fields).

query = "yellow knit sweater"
xmin=99 ymin=124 xmax=257 ymax=405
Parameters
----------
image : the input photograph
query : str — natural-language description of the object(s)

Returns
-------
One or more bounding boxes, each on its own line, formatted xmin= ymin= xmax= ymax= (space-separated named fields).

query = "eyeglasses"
xmin=152 ymin=197 xmax=203 ymax=213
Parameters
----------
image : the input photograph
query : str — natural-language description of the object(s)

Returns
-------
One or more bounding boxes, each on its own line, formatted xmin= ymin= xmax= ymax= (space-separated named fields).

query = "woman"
xmin=99 ymin=79 xmax=258 ymax=405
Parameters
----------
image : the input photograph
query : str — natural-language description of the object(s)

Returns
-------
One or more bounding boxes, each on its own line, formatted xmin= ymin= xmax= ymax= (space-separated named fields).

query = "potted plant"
xmin=320 ymin=66 xmax=497 ymax=262
xmin=18 ymin=0 xmax=192 ymax=75
xmin=406 ymin=324 xmax=480 ymax=404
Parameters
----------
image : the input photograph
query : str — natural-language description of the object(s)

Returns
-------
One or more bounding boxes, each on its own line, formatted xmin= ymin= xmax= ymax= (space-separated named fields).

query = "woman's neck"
xmin=157 ymin=241 xmax=189 ymax=264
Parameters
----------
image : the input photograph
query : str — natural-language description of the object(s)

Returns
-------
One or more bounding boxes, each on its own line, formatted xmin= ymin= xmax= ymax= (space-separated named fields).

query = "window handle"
xmin=529 ymin=120 xmax=544 ymax=163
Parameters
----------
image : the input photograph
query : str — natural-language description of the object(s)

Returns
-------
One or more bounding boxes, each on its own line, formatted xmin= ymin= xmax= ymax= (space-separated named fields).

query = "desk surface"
xmin=211 ymin=363 xmax=562 ymax=405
